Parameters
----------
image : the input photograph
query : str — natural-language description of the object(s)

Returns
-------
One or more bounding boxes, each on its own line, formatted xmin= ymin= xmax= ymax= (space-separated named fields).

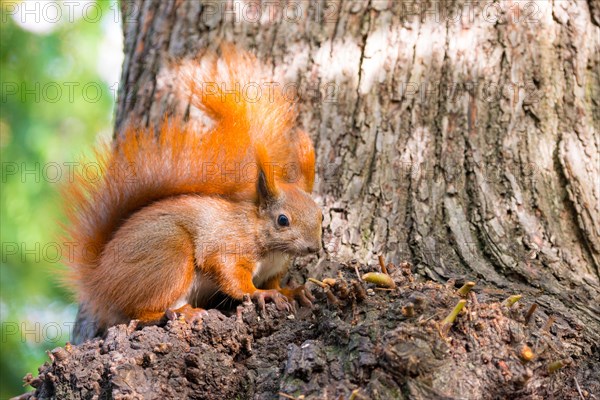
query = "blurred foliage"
xmin=0 ymin=1 xmax=122 ymax=397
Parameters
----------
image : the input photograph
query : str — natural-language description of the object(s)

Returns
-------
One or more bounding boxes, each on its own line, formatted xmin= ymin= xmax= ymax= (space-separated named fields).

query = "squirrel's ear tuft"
xmin=255 ymin=144 xmax=279 ymax=204
xmin=295 ymin=129 xmax=316 ymax=193
xmin=257 ymin=166 xmax=279 ymax=204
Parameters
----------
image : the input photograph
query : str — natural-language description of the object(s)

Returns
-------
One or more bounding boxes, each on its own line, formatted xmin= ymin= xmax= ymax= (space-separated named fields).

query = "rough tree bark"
xmin=22 ymin=0 xmax=599 ymax=399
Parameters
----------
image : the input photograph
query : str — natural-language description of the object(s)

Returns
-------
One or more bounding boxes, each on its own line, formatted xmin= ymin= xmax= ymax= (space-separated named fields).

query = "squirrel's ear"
xmin=255 ymin=145 xmax=279 ymax=204
xmin=295 ymin=129 xmax=316 ymax=193
xmin=257 ymin=165 xmax=279 ymax=204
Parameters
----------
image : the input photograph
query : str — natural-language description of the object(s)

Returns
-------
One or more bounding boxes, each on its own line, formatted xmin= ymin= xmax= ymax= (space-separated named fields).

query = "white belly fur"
xmin=253 ymin=251 xmax=291 ymax=288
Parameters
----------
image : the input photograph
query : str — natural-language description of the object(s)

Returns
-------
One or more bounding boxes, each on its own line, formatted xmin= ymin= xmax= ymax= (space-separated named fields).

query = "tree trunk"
xmin=22 ymin=0 xmax=600 ymax=399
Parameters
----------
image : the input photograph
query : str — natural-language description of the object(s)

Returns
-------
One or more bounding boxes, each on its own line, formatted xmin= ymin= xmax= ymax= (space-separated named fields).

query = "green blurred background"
xmin=0 ymin=1 xmax=123 ymax=397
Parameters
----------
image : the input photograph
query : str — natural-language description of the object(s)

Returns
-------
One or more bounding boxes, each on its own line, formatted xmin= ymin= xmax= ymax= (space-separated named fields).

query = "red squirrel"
xmin=63 ymin=45 xmax=322 ymax=336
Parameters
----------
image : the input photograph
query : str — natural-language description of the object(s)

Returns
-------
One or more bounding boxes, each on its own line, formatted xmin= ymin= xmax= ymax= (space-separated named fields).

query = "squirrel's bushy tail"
xmin=177 ymin=44 xmax=314 ymax=191
xmin=63 ymin=45 xmax=315 ymax=293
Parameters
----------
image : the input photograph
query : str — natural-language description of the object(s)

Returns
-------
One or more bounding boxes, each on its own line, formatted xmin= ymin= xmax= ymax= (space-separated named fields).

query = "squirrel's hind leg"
xmin=165 ymin=304 xmax=207 ymax=324
xmin=134 ymin=304 xmax=206 ymax=326
xmin=98 ymin=215 xmax=199 ymax=327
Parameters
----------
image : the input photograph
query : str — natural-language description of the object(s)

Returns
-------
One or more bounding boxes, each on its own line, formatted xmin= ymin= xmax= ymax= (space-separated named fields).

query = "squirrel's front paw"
xmin=251 ymin=289 xmax=293 ymax=313
xmin=165 ymin=304 xmax=206 ymax=324
xmin=279 ymin=285 xmax=315 ymax=308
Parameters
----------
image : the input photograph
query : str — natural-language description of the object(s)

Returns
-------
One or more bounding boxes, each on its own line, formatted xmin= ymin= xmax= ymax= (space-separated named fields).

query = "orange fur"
xmin=295 ymin=130 xmax=316 ymax=192
xmin=62 ymin=45 xmax=320 ymax=332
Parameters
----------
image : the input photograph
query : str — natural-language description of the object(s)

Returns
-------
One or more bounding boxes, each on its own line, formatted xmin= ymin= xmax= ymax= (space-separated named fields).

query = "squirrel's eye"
xmin=277 ymin=214 xmax=290 ymax=227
